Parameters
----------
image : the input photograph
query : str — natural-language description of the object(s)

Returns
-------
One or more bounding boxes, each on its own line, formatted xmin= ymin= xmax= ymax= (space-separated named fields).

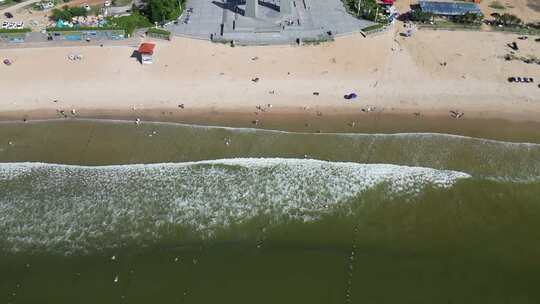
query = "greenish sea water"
xmin=1 ymin=120 xmax=540 ymax=303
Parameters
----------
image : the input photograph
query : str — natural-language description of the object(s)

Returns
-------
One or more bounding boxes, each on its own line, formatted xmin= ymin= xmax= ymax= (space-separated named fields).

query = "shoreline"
xmin=2 ymin=108 xmax=540 ymax=143
xmin=1 ymin=119 xmax=539 ymax=174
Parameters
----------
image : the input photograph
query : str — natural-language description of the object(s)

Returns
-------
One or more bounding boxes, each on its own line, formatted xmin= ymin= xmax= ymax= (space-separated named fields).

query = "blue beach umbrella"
xmin=344 ymin=93 xmax=358 ymax=100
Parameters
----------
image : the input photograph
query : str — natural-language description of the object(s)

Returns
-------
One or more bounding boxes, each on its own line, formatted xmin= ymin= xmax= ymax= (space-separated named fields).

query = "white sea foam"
xmin=0 ymin=158 xmax=470 ymax=254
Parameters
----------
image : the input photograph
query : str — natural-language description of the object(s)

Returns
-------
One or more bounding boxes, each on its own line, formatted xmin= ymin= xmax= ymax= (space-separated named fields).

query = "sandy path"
xmin=0 ymin=0 xmax=42 ymax=15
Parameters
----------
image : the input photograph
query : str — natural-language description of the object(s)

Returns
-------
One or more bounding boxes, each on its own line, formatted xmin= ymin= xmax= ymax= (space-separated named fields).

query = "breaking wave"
xmin=0 ymin=158 xmax=470 ymax=254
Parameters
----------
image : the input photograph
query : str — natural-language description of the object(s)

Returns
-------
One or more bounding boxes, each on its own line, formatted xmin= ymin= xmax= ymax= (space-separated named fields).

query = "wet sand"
xmin=2 ymin=108 xmax=540 ymax=143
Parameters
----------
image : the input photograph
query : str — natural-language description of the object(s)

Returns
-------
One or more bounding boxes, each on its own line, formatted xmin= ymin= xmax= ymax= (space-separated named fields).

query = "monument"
xmin=245 ymin=0 xmax=258 ymax=18
xmin=245 ymin=0 xmax=293 ymax=18
xmin=168 ymin=0 xmax=376 ymax=45
xmin=280 ymin=0 xmax=292 ymax=15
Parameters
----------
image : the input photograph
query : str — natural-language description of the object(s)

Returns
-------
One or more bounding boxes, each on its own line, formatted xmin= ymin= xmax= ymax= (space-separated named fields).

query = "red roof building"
xmin=138 ymin=43 xmax=156 ymax=64
xmin=138 ymin=43 xmax=156 ymax=55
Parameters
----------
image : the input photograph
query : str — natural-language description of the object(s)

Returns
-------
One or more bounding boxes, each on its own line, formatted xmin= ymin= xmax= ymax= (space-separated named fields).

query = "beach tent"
xmin=56 ymin=19 xmax=65 ymax=28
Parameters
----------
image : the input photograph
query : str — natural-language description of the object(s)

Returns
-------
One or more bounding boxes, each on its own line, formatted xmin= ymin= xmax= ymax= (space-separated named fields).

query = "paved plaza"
xmin=167 ymin=0 xmax=374 ymax=45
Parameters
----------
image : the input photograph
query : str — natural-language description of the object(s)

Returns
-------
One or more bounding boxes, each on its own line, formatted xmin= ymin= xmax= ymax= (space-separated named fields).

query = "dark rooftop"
xmin=419 ymin=1 xmax=482 ymax=16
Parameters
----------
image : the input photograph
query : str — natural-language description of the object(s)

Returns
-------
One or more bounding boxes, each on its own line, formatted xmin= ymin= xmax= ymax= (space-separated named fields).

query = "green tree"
xmin=50 ymin=6 xmax=87 ymax=21
xmin=108 ymin=12 xmax=152 ymax=34
xmin=344 ymin=0 xmax=380 ymax=21
xmin=142 ymin=0 xmax=181 ymax=23
xmin=51 ymin=8 xmax=71 ymax=20
xmin=70 ymin=6 xmax=88 ymax=17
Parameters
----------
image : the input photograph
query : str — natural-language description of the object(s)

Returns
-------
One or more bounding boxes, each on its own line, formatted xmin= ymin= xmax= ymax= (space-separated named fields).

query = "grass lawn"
xmin=0 ymin=28 xmax=32 ymax=34
xmin=112 ymin=0 xmax=132 ymax=6
xmin=361 ymin=23 xmax=385 ymax=32
xmin=108 ymin=12 xmax=152 ymax=35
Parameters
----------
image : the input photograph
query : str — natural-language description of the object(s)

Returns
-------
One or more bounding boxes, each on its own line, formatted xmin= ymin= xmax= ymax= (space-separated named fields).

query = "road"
xmin=1 ymin=0 xmax=133 ymax=17
xmin=0 ymin=0 xmax=44 ymax=16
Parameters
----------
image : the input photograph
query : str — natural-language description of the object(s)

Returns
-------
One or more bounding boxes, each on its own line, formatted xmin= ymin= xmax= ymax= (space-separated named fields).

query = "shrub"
xmin=453 ymin=12 xmax=483 ymax=24
xmin=0 ymin=28 xmax=32 ymax=33
xmin=410 ymin=10 xmax=433 ymax=22
xmin=362 ymin=23 xmax=385 ymax=32
xmin=51 ymin=6 xmax=88 ymax=21
xmin=526 ymin=22 xmax=540 ymax=29
xmin=494 ymin=13 xmax=523 ymax=27
xmin=146 ymin=27 xmax=170 ymax=35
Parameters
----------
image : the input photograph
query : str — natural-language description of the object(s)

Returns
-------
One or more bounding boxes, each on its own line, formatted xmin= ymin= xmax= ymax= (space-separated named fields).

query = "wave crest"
xmin=0 ymin=158 xmax=469 ymax=254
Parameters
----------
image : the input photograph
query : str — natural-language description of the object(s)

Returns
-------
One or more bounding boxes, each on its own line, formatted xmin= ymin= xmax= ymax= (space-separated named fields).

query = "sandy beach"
xmin=0 ymin=26 xmax=539 ymax=124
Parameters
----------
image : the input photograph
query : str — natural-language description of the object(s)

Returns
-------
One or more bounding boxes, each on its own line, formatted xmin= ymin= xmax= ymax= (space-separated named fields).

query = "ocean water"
xmin=1 ymin=120 xmax=540 ymax=303
xmin=0 ymin=159 xmax=471 ymax=255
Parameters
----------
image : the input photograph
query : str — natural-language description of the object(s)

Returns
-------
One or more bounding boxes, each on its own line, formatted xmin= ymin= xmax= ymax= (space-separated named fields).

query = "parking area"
xmin=1 ymin=20 xmax=24 ymax=29
xmin=167 ymin=0 xmax=375 ymax=44
xmin=307 ymin=0 xmax=374 ymax=36
xmin=167 ymin=0 xmax=223 ymax=39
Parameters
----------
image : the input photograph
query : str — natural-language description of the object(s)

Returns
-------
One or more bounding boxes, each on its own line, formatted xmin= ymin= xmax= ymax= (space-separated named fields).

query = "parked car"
xmin=4 ymin=12 xmax=14 ymax=18
xmin=508 ymin=77 xmax=534 ymax=83
xmin=2 ymin=21 xmax=8 ymax=29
